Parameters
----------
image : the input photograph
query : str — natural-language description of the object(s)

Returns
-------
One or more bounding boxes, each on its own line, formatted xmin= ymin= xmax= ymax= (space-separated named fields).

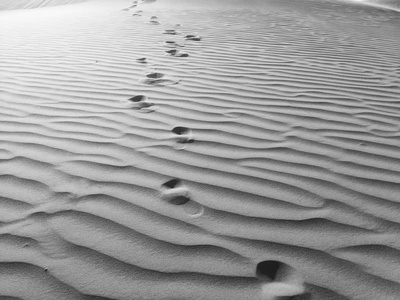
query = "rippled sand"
xmin=0 ymin=0 xmax=400 ymax=299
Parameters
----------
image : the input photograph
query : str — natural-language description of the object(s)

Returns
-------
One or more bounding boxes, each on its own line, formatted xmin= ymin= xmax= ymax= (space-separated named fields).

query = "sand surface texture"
xmin=0 ymin=0 xmax=400 ymax=299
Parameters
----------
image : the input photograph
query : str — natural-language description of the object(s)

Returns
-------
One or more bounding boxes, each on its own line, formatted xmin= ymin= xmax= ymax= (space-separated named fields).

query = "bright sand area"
xmin=0 ymin=0 xmax=400 ymax=299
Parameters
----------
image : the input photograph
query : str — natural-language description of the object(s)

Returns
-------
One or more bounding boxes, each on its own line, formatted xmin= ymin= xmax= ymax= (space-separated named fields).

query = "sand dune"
xmin=0 ymin=0 xmax=400 ymax=299
xmin=0 ymin=0 xmax=92 ymax=10
xmin=351 ymin=0 xmax=400 ymax=11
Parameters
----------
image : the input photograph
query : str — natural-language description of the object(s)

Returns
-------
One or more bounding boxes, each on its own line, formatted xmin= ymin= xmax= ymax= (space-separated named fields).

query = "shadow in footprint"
xmin=185 ymin=35 xmax=202 ymax=41
xmin=166 ymin=49 xmax=178 ymax=55
xmin=146 ymin=72 xmax=165 ymax=79
xmin=281 ymin=293 xmax=312 ymax=300
xmin=122 ymin=3 xmax=137 ymax=10
xmin=257 ymin=261 xmax=306 ymax=299
xmin=160 ymin=179 xmax=204 ymax=216
xmin=139 ymin=73 xmax=180 ymax=86
xmin=164 ymin=29 xmax=179 ymax=35
xmin=165 ymin=49 xmax=189 ymax=57
xmin=172 ymin=126 xmax=194 ymax=149
xmin=161 ymin=179 xmax=191 ymax=205
xmin=257 ymin=261 xmax=283 ymax=281
xmin=164 ymin=41 xmax=184 ymax=48
xmin=121 ymin=95 xmax=156 ymax=113
xmin=136 ymin=57 xmax=148 ymax=64
xmin=148 ymin=16 xmax=160 ymax=25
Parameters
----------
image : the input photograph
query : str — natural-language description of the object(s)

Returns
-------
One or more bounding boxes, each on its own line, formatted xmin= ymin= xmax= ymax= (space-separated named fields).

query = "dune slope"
xmin=0 ymin=0 xmax=93 ymax=10
xmin=0 ymin=0 xmax=400 ymax=299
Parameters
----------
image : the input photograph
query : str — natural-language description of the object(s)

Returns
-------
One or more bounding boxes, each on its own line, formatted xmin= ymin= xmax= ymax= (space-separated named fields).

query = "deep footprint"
xmin=172 ymin=126 xmax=194 ymax=149
xmin=160 ymin=179 xmax=204 ymax=216
xmin=161 ymin=179 xmax=190 ymax=205
xmin=257 ymin=261 xmax=283 ymax=281
xmin=256 ymin=261 xmax=306 ymax=299
xmin=172 ymin=126 xmax=194 ymax=141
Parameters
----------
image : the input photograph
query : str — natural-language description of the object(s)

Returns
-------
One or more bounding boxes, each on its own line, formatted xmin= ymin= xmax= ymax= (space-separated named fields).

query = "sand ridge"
xmin=0 ymin=0 xmax=400 ymax=299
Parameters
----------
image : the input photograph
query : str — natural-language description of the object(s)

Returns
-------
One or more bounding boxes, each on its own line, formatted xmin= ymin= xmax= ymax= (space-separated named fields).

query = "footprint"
xmin=174 ymin=51 xmax=189 ymax=57
xmin=172 ymin=126 xmax=194 ymax=149
xmin=122 ymin=3 xmax=137 ymax=10
xmin=160 ymin=179 xmax=204 ymax=216
xmin=148 ymin=16 xmax=160 ymax=25
xmin=257 ymin=261 xmax=306 ymax=299
xmin=164 ymin=41 xmax=184 ymax=48
xmin=165 ymin=49 xmax=178 ymax=55
xmin=139 ymin=73 xmax=180 ymax=86
xmin=161 ymin=179 xmax=190 ymax=205
xmin=136 ymin=57 xmax=148 ymax=64
xmin=185 ymin=35 xmax=202 ymax=41
xmin=132 ymin=10 xmax=143 ymax=16
xmin=121 ymin=95 xmax=156 ymax=113
xmin=163 ymin=29 xmax=179 ymax=35
xmin=165 ymin=49 xmax=189 ymax=57
xmin=146 ymin=72 xmax=165 ymax=79
xmin=138 ymin=78 xmax=180 ymax=86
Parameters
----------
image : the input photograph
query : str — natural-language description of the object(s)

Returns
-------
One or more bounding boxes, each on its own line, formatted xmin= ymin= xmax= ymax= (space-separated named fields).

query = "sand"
xmin=0 ymin=0 xmax=400 ymax=299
